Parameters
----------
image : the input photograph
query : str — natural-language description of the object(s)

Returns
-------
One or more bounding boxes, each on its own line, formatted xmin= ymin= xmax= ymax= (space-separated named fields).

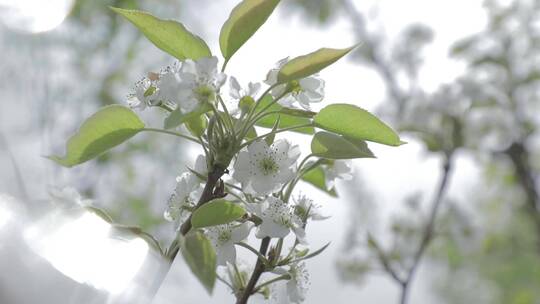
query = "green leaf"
xmin=314 ymin=104 xmax=404 ymax=146
xmin=111 ymin=7 xmax=211 ymax=60
xmin=311 ymin=132 xmax=375 ymax=159
xmin=279 ymin=107 xmax=317 ymax=118
xmin=301 ymin=166 xmax=337 ymax=197
xmin=191 ymin=199 xmax=246 ymax=228
xmin=185 ymin=115 xmax=208 ymax=137
xmin=164 ymin=104 xmax=211 ymax=130
xmin=48 ymin=105 xmax=144 ymax=167
xmin=255 ymin=96 xmax=314 ymax=134
xmin=220 ymin=0 xmax=280 ymax=63
xmin=180 ymin=232 xmax=217 ymax=294
xmin=277 ymin=46 xmax=355 ymax=83
xmin=245 ymin=125 xmax=258 ymax=140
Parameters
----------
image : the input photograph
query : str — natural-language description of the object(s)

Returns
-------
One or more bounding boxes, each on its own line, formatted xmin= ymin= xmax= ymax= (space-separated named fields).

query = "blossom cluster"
xmin=127 ymin=55 xmax=351 ymax=302
xmin=127 ymin=56 xmax=324 ymax=114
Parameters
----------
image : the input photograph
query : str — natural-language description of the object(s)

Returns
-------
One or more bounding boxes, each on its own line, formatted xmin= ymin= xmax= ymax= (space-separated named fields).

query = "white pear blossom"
xmin=233 ymin=139 xmax=300 ymax=195
xmin=273 ymin=262 xmax=309 ymax=304
xmin=206 ymin=222 xmax=252 ymax=266
xmin=255 ymin=197 xmax=305 ymax=242
xmin=49 ymin=187 xmax=92 ymax=207
xmin=126 ymin=76 xmax=160 ymax=110
xmin=293 ymin=195 xmax=329 ymax=221
xmin=265 ymin=57 xmax=325 ymax=110
xmin=324 ymin=160 xmax=353 ymax=189
xmin=156 ymin=62 xmax=182 ymax=104
xmin=164 ymin=172 xmax=202 ymax=228
xmin=229 ymin=76 xmax=261 ymax=100
xmin=176 ymin=56 xmax=226 ymax=113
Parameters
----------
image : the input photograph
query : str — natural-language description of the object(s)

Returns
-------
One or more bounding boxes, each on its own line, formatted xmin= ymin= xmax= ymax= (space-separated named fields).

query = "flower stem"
xmin=142 ymin=128 xmax=201 ymax=145
xmin=253 ymin=274 xmax=291 ymax=293
xmin=238 ymin=123 xmax=313 ymax=149
xmin=236 ymin=242 xmax=270 ymax=266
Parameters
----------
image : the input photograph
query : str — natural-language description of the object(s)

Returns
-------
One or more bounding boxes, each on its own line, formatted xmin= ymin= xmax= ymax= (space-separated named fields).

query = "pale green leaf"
xmin=180 ymin=232 xmax=217 ymax=294
xmin=164 ymin=104 xmax=211 ymax=129
xmin=277 ymin=46 xmax=355 ymax=83
xmin=191 ymin=199 xmax=246 ymax=228
xmin=220 ymin=0 xmax=280 ymax=62
xmin=255 ymin=96 xmax=314 ymax=134
xmin=301 ymin=166 xmax=337 ymax=197
xmin=111 ymin=7 xmax=211 ymax=60
xmin=314 ymin=104 xmax=404 ymax=146
xmin=291 ymin=242 xmax=330 ymax=263
xmin=311 ymin=132 xmax=375 ymax=159
xmin=185 ymin=114 xmax=208 ymax=138
xmin=48 ymin=105 xmax=144 ymax=167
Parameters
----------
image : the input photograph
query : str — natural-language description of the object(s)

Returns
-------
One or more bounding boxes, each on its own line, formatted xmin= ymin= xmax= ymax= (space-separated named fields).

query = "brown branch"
xmin=236 ymin=237 xmax=271 ymax=304
xmin=166 ymin=165 xmax=227 ymax=261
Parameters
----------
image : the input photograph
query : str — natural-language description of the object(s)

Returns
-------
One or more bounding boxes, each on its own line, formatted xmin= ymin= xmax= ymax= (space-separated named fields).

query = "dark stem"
xmin=167 ymin=165 xmax=227 ymax=260
xmin=236 ymin=237 xmax=271 ymax=304
xmin=504 ymin=142 xmax=540 ymax=251
xmin=399 ymin=282 xmax=409 ymax=304
xmin=399 ymin=154 xmax=453 ymax=304
xmin=148 ymin=164 xmax=227 ymax=301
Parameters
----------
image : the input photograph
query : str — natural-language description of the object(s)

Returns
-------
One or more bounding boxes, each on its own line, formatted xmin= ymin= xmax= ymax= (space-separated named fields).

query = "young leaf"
xmin=277 ymin=46 xmax=355 ymax=83
xmin=180 ymin=232 xmax=217 ymax=294
xmin=185 ymin=115 xmax=208 ymax=138
xmin=110 ymin=225 xmax=164 ymax=256
xmin=220 ymin=0 xmax=280 ymax=63
xmin=191 ymin=199 xmax=246 ymax=228
xmin=164 ymin=103 xmax=211 ymax=129
xmin=48 ymin=105 xmax=144 ymax=167
xmin=265 ymin=115 xmax=281 ymax=145
xmin=111 ymin=7 xmax=211 ymax=60
xmin=290 ymin=242 xmax=330 ymax=263
xmin=311 ymin=132 xmax=375 ymax=159
xmin=278 ymin=107 xmax=317 ymax=118
xmin=255 ymin=96 xmax=314 ymax=134
xmin=314 ymin=104 xmax=404 ymax=146
xmin=301 ymin=166 xmax=337 ymax=197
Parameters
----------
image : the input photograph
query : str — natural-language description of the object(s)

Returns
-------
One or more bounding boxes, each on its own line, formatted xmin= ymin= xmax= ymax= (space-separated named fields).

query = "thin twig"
xmin=0 ymin=132 xmax=29 ymax=200
xmin=398 ymin=154 xmax=453 ymax=304
xmin=340 ymin=0 xmax=409 ymax=115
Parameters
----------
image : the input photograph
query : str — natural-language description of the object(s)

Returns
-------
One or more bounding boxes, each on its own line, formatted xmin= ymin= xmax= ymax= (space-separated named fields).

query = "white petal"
xmin=193 ymin=154 xmax=208 ymax=177
xmin=292 ymin=226 xmax=307 ymax=245
xmin=216 ymin=243 xmax=236 ymax=266
xmin=299 ymin=76 xmax=323 ymax=92
xmin=251 ymin=176 xmax=280 ymax=195
xmin=231 ymin=222 xmax=253 ymax=242
xmin=256 ymin=219 xmax=290 ymax=239
xmin=277 ymin=93 xmax=296 ymax=107
xmin=247 ymin=82 xmax=261 ymax=97
xmin=247 ymin=140 xmax=269 ymax=157
xmin=229 ymin=76 xmax=242 ymax=99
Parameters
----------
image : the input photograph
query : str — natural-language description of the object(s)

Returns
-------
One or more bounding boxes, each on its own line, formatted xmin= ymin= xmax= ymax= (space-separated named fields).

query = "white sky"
xmin=0 ymin=0 xmax=490 ymax=303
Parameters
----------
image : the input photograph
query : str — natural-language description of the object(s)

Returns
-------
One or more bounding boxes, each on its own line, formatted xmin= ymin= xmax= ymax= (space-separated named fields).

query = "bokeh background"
xmin=1 ymin=0 xmax=540 ymax=303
